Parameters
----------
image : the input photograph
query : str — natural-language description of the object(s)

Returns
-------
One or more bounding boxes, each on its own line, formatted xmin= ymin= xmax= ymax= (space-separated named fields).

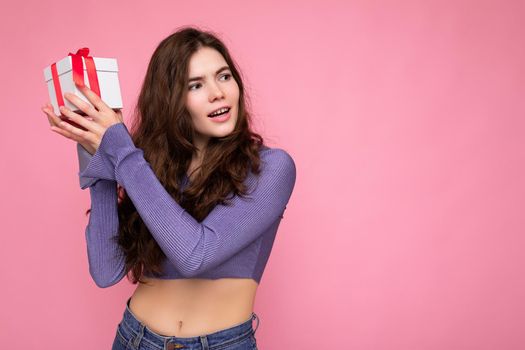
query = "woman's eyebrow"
xmin=189 ymin=66 xmax=230 ymax=82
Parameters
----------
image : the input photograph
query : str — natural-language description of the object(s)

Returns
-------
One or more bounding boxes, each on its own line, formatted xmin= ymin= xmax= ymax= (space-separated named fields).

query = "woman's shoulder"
xmin=258 ymin=144 xmax=296 ymax=174
xmin=252 ymin=145 xmax=296 ymax=198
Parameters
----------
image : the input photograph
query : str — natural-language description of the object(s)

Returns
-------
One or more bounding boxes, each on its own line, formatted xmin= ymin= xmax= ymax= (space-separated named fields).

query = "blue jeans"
xmin=112 ymin=297 xmax=260 ymax=350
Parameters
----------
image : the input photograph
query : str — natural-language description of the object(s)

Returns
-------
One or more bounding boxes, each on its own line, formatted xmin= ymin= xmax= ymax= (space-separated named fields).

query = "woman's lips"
xmin=208 ymin=106 xmax=231 ymax=117
xmin=208 ymin=109 xmax=231 ymax=122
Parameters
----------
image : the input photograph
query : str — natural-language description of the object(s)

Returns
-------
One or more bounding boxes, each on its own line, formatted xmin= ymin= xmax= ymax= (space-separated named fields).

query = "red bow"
xmin=50 ymin=47 xmax=101 ymax=109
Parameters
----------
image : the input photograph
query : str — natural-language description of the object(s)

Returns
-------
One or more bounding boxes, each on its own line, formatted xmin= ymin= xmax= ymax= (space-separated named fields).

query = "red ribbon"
xmin=50 ymin=47 xmax=101 ymax=109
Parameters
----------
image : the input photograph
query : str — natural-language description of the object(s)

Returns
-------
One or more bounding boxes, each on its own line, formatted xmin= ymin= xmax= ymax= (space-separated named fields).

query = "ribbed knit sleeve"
xmin=77 ymin=143 xmax=98 ymax=189
xmin=77 ymin=143 xmax=127 ymax=287
xmin=79 ymin=122 xmax=296 ymax=279
xmin=84 ymin=179 xmax=127 ymax=288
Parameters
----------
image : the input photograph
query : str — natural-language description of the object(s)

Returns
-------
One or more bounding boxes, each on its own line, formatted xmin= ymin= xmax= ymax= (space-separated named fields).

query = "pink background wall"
xmin=1 ymin=0 xmax=524 ymax=349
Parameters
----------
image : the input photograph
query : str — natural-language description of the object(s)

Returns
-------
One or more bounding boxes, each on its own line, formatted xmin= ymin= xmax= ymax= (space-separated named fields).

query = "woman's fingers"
xmin=64 ymin=92 xmax=99 ymax=117
xmin=42 ymin=105 xmax=63 ymax=128
xmin=59 ymin=105 xmax=93 ymax=132
xmin=78 ymin=85 xmax=112 ymax=114
xmin=50 ymin=124 xmax=77 ymax=140
xmin=42 ymin=105 xmax=62 ymax=127
xmin=42 ymin=105 xmax=87 ymax=142
xmin=54 ymin=116 xmax=89 ymax=142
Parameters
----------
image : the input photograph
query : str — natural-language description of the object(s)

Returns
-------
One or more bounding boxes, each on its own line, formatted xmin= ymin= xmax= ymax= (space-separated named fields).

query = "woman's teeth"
xmin=208 ymin=108 xmax=230 ymax=117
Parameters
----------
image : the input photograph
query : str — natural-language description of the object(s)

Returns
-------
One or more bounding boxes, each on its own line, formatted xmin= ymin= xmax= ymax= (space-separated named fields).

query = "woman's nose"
xmin=208 ymin=83 xmax=225 ymax=100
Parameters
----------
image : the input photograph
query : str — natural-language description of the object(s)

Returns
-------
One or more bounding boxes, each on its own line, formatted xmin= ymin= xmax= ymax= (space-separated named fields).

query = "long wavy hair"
xmin=86 ymin=26 xmax=265 ymax=286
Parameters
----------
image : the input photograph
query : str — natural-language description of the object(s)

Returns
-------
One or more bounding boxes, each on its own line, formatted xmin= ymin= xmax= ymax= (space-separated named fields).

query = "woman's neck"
xmin=187 ymin=151 xmax=204 ymax=180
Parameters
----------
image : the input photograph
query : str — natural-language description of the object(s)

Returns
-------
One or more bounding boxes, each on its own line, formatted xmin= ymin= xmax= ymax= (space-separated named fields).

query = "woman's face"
xmin=185 ymin=47 xmax=240 ymax=150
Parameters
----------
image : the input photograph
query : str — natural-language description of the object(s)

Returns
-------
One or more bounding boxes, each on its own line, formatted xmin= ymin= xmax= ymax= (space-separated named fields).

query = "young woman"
xmin=42 ymin=26 xmax=296 ymax=350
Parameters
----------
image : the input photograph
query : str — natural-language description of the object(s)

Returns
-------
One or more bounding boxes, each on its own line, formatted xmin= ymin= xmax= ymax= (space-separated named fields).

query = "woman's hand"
xmin=42 ymin=85 xmax=123 ymax=155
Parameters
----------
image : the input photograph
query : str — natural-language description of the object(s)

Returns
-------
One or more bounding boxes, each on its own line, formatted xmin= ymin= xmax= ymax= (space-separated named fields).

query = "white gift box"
xmin=43 ymin=51 xmax=123 ymax=116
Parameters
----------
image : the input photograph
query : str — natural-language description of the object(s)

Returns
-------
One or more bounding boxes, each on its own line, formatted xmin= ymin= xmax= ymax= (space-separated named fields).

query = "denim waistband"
xmin=119 ymin=297 xmax=260 ymax=350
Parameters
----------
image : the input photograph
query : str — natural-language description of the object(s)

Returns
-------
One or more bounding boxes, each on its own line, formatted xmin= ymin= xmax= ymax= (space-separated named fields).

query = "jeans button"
xmin=166 ymin=343 xmax=185 ymax=349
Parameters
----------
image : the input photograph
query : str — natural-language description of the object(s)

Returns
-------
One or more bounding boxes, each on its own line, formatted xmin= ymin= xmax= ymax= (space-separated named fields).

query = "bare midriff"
xmin=128 ymin=277 xmax=258 ymax=338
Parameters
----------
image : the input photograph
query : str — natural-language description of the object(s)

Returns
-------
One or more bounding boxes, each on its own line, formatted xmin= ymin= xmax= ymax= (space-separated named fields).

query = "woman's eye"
xmin=189 ymin=74 xmax=231 ymax=90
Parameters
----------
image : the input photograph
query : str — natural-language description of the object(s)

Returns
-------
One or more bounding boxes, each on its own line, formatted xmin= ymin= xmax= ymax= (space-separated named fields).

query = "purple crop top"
xmin=76 ymin=122 xmax=296 ymax=288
